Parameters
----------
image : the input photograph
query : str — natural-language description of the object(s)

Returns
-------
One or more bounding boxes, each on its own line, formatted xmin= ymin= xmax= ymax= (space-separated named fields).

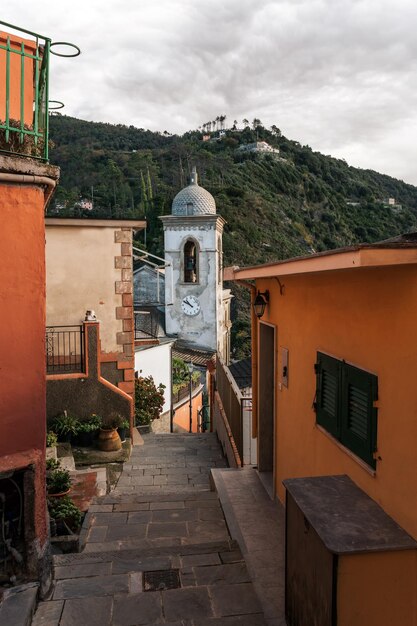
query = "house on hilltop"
xmin=237 ymin=141 xmax=280 ymax=154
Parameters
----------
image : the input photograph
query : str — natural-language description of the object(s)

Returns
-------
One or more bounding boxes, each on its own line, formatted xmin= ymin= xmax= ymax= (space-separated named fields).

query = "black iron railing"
xmin=45 ymin=325 xmax=84 ymax=374
xmin=172 ymin=380 xmax=200 ymax=405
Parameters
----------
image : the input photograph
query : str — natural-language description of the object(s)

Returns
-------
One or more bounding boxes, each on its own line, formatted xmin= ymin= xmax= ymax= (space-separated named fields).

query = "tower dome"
xmin=172 ymin=167 xmax=216 ymax=216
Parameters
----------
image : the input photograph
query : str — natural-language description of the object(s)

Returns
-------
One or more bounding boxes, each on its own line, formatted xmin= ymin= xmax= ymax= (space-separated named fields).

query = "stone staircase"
xmin=32 ymin=434 xmax=267 ymax=625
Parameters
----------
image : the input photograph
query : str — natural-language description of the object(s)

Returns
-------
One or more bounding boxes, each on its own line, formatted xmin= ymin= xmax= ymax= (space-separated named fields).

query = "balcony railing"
xmin=0 ymin=21 xmax=51 ymax=161
xmin=46 ymin=325 xmax=84 ymax=374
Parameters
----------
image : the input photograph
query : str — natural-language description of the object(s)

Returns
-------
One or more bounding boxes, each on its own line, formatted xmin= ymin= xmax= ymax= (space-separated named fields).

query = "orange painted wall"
xmin=0 ymin=33 xmax=38 ymax=125
xmin=0 ymin=182 xmax=47 ymax=544
xmin=256 ymin=264 xmax=417 ymax=540
xmin=337 ymin=550 xmax=417 ymax=626
xmin=174 ymin=390 xmax=203 ymax=433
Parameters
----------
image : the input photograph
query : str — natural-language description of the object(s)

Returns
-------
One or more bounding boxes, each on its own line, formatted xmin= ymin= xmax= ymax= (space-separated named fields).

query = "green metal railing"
xmin=0 ymin=21 xmax=79 ymax=162
xmin=0 ymin=21 xmax=51 ymax=161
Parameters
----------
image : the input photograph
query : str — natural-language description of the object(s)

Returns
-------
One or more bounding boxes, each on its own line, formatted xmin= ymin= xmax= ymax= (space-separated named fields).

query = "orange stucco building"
xmin=0 ymin=155 xmax=59 ymax=588
xmin=0 ymin=25 xmax=59 ymax=592
xmin=225 ymin=234 xmax=417 ymax=625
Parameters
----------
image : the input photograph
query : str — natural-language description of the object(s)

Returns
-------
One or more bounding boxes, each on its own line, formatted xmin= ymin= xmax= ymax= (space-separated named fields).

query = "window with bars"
xmin=314 ymin=352 xmax=378 ymax=469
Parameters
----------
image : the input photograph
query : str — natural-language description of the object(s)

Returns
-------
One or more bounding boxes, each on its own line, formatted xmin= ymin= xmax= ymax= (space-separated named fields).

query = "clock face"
xmin=181 ymin=295 xmax=201 ymax=316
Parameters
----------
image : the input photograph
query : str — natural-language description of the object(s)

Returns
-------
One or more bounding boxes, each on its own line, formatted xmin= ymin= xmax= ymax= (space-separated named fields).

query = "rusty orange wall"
xmin=0 ymin=182 xmax=47 ymax=543
xmin=257 ymin=265 xmax=417 ymax=540
xmin=174 ymin=390 xmax=203 ymax=433
xmin=0 ymin=33 xmax=37 ymax=125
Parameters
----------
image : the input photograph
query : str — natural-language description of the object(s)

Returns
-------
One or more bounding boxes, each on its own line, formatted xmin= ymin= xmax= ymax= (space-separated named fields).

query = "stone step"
xmin=0 ymin=582 xmax=39 ymax=626
xmin=93 ymin=489 xmax=219 ymax=505
xmin=53 ymin=539 xmax=240 ymax=567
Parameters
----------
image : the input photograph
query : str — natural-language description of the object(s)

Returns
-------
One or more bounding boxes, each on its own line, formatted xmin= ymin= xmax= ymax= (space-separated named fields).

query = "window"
xmin=184 ymin=239 xmax=198 ymax=283
xmin=315 ymin=352 xmax=378 ymax=468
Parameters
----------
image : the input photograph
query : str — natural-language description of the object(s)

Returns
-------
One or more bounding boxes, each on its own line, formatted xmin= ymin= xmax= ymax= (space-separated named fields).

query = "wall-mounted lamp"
xmin=253 ymin=290 xmax=269 ymax=319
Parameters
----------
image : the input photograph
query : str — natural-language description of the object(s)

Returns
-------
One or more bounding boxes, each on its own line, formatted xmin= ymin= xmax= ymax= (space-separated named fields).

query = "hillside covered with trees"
xmin=48 ymin=114 xmax=417 ymax=357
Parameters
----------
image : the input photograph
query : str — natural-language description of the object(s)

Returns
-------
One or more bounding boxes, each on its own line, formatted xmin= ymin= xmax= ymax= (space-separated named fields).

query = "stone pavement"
xmin=32 ymin=434 xmax=269 ymax=625
xmin=211 ymin=468 xmax=286 ymax=626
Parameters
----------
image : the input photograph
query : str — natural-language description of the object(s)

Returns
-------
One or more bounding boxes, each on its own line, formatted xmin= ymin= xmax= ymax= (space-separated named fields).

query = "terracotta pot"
xmin=47 ymin=488 xmax=71 ymax=498
xmin=97 ymin=428 xmax=122 ymax=452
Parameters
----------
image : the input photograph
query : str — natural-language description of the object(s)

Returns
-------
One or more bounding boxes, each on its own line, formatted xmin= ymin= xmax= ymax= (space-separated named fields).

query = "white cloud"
xmin=2 ymin=0 xmax=417 ymax=182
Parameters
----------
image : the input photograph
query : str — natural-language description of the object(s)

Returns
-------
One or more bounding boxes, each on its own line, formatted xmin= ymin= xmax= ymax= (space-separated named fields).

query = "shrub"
xmin=135 ymin=376 xmax=165 ymax=426
xmin=46 ymin=458 xmax=60 ymax=471
xmin=101 ymin=412 xmax=124 ymax=430
xmin=46 ymin=468 xmax=71 ymax=494
xmin=50 ymin=411 xmax=80 ymax=439
xmin=78 ymin=414 xmax=103 ymax=433
xmin=46 ymin=432 xmax=58 ymax=447
xmin=48 ymin=496 xmax=82 ymax=532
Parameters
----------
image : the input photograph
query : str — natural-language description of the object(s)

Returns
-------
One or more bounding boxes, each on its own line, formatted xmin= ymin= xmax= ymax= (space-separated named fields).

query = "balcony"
xmin=0 ymin=21 xmax=51 ymax=161
xmin=46 ymin=325 xmax=85 ymax=374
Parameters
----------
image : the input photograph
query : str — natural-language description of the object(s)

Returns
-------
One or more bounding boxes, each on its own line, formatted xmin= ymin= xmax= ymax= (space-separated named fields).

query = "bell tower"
xmin=160 ymin=167 xmax=231 ymax=361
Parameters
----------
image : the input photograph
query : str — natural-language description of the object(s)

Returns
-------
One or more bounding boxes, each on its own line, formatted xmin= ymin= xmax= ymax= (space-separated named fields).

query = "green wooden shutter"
xmin=315 ymin=352 xmax=340 ymax=438
xmin=340 ymin=363 xmax=378 ymax=469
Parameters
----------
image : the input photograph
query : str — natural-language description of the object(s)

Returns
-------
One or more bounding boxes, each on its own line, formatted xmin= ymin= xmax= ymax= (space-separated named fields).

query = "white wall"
xmin=134 ymin=343 xmax=172 ymax=414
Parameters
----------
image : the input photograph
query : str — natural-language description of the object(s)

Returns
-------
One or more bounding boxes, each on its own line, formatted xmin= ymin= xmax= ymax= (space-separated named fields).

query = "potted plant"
xmin=46 ymin=431 xmax=58 ymax=448
xmin=46 ymin=458 xmax=60 ymax=471
xmin=46 ymin=431 xmax=58 ymax=461
xmin=51 ymin=411 xmax=80 ymax=443
xmin=97 ymin=413 xmax=122 ymax=452
xmin=48 ymin=495 xmax=82 ymax=535
xmin=46 ymin=468 xmax=72 ymax=497
xmin=76 ymin=414 xmax=102 ymax=447
xmin=118 ymin=418 xmax=130 ymax=443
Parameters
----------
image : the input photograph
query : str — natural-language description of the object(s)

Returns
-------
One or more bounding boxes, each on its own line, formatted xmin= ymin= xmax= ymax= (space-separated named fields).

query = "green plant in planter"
xmin=46 ymin=458 xmax=61 ymax=471
xmin=118 ymin=418 xmax=130 ymax=442
xmin=46 ymin=468 xmax=71 ymax=495
xmin=46 ymin=432 xmax=58 ymax=448
xmin=48 ymin=496 xmax=82 ymax=533
xmin=78 ymin=414 xmax=103 ymax=433
xmin=135 ymin=376 xmax=165 ymax=426
xmin=51 ymin=411 xmax=80 ymax=441
xmin=101 ymin=412 xmax=123 ymax=430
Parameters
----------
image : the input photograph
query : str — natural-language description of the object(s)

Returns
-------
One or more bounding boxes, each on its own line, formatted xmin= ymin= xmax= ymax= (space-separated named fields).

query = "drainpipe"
xmin=0 ymin=173 xmax=57 ymax=208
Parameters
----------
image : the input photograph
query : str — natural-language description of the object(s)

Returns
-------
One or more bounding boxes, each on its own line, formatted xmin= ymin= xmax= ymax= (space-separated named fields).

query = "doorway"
xmin=258 ymin=322 xmax=275 ymax=496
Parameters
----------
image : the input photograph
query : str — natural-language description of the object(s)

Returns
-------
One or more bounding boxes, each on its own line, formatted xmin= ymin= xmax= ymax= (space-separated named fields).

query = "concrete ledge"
xmin=0 ymin=154 xmax=59 ymax=179
xmin=210 ymin=468 xmax=247 ymax=551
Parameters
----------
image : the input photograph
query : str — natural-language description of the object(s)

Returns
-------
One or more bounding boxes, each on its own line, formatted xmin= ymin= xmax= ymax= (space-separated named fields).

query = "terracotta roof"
xmin=172 ymin=341 xmax=216 ymax=367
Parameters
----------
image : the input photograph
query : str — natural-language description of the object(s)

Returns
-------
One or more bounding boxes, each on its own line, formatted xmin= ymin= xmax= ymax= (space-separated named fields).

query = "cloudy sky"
xmin=3 ymin=0 xmax=417 ymax=183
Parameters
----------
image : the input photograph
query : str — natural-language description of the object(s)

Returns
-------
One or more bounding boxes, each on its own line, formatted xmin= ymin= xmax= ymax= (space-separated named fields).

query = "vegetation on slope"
xmin=48 ymin=115 xmax=417 ymax=357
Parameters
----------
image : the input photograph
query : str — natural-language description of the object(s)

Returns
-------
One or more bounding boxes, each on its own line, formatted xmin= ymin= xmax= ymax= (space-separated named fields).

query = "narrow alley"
xmin=32 ymin=434 xmax=282 ymax=626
